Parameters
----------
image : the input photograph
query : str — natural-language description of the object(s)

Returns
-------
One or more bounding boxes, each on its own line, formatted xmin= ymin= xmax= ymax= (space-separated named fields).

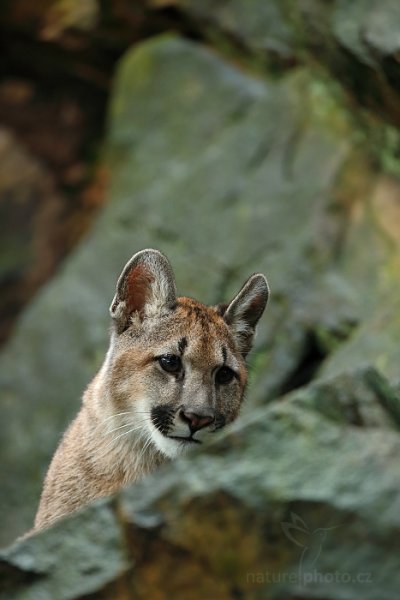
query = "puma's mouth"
xmin=147 ymin=422 xmax=202 ymax=458
xmin=168 ymin=435 xmax=202 ymax=444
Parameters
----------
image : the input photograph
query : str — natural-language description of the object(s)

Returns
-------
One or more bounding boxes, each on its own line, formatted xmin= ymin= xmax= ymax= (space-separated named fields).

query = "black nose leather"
xmin=179 ymin=409 xmax=214 ymax=432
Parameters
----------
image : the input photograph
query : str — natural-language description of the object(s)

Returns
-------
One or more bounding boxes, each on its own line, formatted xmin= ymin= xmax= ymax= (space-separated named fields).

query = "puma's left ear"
xmin=222 ymin=273 xmax=269 ymax=357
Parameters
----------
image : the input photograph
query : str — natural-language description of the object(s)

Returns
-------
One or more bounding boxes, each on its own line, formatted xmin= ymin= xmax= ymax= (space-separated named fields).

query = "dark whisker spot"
xmin=151 ymin=405 xmax=175 ymax=435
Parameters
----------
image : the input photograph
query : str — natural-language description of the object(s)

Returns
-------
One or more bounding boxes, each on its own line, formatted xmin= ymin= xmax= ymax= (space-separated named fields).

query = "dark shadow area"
xmin=278 ymin=332 xmax=328 ymax=396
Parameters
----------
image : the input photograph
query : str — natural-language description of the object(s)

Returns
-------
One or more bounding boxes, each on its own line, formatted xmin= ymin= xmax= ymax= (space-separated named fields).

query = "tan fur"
xmin=33 ymin=250 xmax=269 ymax=532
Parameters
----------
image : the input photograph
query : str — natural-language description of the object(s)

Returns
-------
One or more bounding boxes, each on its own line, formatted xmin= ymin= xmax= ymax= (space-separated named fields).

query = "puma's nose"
xmin=179 ymin=409 xmax=214 ymax=433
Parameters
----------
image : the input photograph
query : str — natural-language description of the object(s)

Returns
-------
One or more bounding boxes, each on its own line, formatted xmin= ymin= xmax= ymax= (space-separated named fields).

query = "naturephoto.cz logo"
xmin=246 ymin=512 xmax=372 ymax=587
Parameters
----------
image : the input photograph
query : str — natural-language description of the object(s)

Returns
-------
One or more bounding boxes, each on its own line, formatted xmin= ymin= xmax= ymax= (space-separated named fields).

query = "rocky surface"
xmin=1 ymin=1 xmax=400 ymax=598
xmin=0 ymin=128 xmax=65 ymax=343
xmin=2 ymin=368 xmax=400 ymax=599
xmin=0 ymin=34 xmax=346 ymax=543
xmin=159 ymin=0 xmax=400 ymax=127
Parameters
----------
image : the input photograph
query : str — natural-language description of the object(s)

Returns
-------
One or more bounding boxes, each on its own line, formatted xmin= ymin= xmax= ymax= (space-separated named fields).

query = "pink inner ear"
xmin=125 ymin=264 xmax=155 ymax=315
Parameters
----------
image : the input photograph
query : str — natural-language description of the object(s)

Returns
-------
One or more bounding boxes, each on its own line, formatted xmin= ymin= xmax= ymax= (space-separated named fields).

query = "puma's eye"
xmin=159 ymin=354 xmax=182 ymax=373
xmin=216 ymin=366 xmax=235 ymax=385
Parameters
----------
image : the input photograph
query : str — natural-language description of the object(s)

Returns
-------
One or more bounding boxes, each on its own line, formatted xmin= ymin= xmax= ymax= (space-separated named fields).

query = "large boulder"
xmin=0 ymin=35 xmax=353 ymax=544
xmin=0 ymin=5 xmax=399 ymax=600
xmin=157 ymin=0 xmax=400 ymax=127
xmin=320 ymin=174 xmax=400 ymax=383
xmin=0 ymin=4 xmax=399 ymax=551
xmin=0 ymin=128 xmax=64 ymax=344
xmin=2 ymin=368 xmax=400 ymax=599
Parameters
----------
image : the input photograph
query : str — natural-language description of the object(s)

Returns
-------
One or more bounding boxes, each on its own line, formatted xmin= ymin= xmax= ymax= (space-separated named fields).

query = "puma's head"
xmin=106 ymin=249 xmax=269 ymax=458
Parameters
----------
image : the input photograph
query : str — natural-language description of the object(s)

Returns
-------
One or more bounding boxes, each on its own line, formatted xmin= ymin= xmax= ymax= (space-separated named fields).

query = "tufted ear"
xmin=110 ymin=249 xmax=177 ymax=333
xmin=222 ymin=273 xmax=269 ymax=357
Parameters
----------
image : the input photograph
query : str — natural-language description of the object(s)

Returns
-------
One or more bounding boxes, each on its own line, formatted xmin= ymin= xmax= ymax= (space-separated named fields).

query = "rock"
xmin=148 ymin=0 xmax=297 ymax=64
xmin=287 ymin=367 xmax=400 ymax=430
xmin=160 ymin=0 xmax=400 ymax=127
xmin=0 ymin=35 xmax=354 ymax=544
xmin=321 ymin=293 xmax=400 ymax=387
xmin=2 ymin=368 xmax=400 ymax=599
xmin=0 ymin=502 xmax=129 ymax=600
xmin=319 ymin=173 xmax=400 ymax=387
xmin=0 ymin=128 xmax=64 ymax=344
xmin=333 ymin=1 xmax=400 ymax=62
xmin=1 ymin=1 xmax=400 ymax=596
xmin=1 ymin=24 xmax=400 ymax=545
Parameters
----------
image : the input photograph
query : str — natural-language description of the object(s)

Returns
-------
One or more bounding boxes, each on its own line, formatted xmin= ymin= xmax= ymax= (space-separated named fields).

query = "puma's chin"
xmin=149 ymin=425 xmax=192 ymax=459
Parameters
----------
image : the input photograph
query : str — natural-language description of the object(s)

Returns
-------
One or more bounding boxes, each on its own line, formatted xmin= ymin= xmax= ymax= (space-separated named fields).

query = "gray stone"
xmin=3 ymin=368 xmax=400 ymax=599
xmin=288 ymin=367 xmax=400 ymax=430
xmin=152 ymin=0 xmax=296 ymax=60
xmin=0 ymin=501 xmax=129 ymax=600
xmin=163 ymin=0 xmax=400 ymax=125
xmin=117 ymin=368 xmax=400 ymax=599
xmin=0 ymin=36 xmax=352 ymax=544
xmin=321 ymin=293 xmax=400 ymax=388
xmin=333 ymin=0 xmax=400 ymax=62
xmin=1 ymin=1 xmax=400 ymax=597
xmin=0 ymin=127 xmax=64 ymax=344
xmin=318 ymin=172 xmax=400 ymax=387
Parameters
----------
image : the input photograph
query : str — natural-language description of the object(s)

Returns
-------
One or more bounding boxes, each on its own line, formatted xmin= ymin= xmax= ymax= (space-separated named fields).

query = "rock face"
xmin=2 ymin=368 xmax=400 ymax=599
xmin=0 ymin=128 xmax=65 ymax=344
xmin=0 ymin=34 xmax=344 ymax=543
xmin=161 ymin=0 xmax=400 ymax=127
xmin=1 ymin=1 xmax=400 ymax=597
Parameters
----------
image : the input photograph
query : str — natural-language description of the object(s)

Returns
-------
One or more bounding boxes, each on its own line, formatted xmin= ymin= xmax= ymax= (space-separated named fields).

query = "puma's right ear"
xmin=110 ymin=249 xmax=177 ymax=333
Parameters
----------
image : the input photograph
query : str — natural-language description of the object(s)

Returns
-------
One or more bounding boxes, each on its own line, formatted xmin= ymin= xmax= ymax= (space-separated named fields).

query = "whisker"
xmin=100 ymin=411 xmax=134 ymax=423
xmin=95 ymin=424 xmax=148 ymax=461
xmin=112 ymin=424 xmax=149 ymax=443
xmin=106 ymin=422 xmax=136 ymax=435
xmin=105 ymin=417 xmax=152 ymax=435
xmin=137 ymin=433 xmax=155 ymax=463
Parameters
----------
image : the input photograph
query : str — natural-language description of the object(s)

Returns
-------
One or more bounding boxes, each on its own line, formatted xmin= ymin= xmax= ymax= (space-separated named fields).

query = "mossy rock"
xmin=2 ymin=368 xmax=400 ymax=599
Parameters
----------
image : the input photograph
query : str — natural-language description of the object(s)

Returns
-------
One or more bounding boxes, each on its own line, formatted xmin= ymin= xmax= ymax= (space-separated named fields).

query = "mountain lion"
xmin=34 ymin=249 xmax=269 ymax=531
